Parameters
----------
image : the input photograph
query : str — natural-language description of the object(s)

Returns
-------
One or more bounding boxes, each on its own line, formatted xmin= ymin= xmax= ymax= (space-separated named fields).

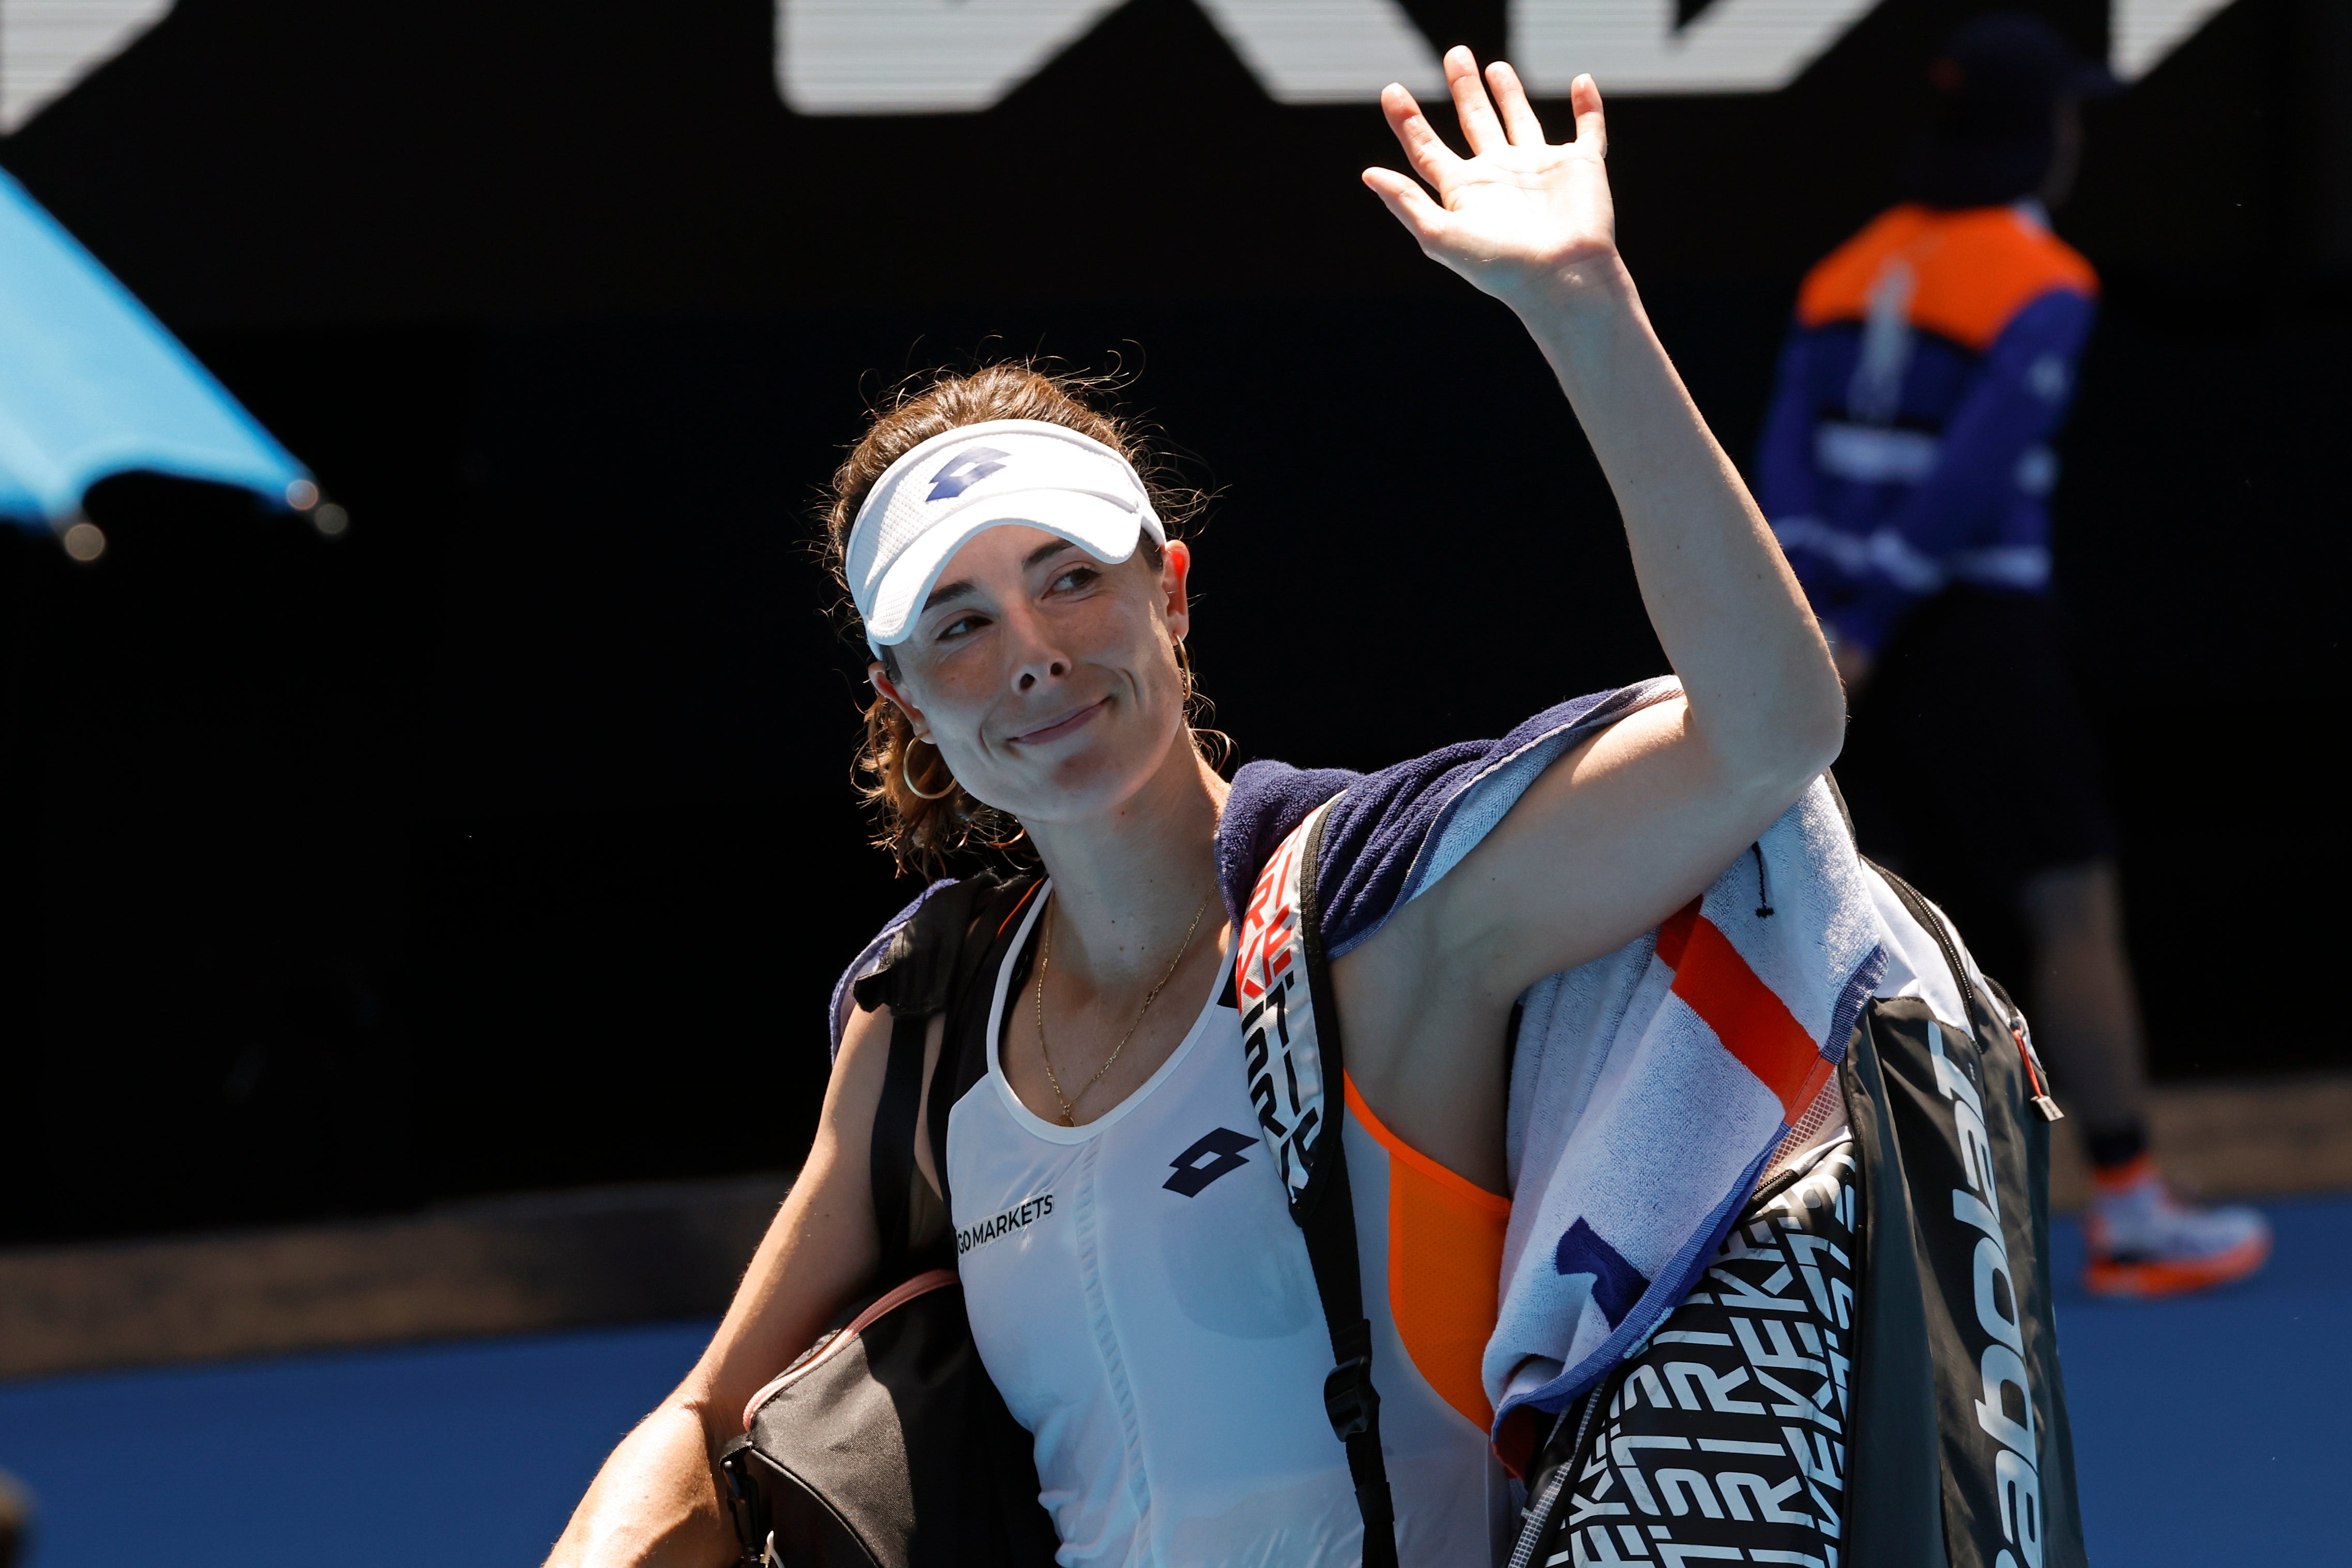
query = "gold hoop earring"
xmin=902 ymin=737 xmax=957 ymax=801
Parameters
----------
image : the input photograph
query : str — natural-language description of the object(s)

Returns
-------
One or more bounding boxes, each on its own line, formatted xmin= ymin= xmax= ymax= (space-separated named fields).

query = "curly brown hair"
xmin=821 ymin=364 xmax=1214 ymax=877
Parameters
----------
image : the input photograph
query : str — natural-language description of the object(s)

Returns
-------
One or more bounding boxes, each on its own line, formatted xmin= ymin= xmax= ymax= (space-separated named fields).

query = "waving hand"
xmin=1363 ymin=48 xmax=1615 ymax=308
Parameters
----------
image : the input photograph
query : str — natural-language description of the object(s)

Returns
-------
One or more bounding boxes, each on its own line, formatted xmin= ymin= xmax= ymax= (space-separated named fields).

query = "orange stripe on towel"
xmin=1655 ymin=899 xmax=1831 ymax=1122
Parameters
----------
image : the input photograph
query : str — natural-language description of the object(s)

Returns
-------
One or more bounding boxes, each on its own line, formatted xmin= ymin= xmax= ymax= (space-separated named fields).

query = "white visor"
xmin=846 ymin=418 xmax=1165 ymax=652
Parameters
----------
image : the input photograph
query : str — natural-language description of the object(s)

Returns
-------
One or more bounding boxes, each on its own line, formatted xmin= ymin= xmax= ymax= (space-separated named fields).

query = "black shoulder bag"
xmin=719 ymin=875 xmax=1060 ymax=1568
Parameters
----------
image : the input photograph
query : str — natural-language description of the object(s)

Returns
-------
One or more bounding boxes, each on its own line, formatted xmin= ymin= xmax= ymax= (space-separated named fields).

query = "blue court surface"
xmin=3 ymin=1197 xmax=2347 ymax=1566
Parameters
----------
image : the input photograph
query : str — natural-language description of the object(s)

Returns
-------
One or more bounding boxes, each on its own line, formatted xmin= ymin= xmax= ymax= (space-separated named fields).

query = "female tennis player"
xmin=549 ymin=49 xmax=1846 ymax=1567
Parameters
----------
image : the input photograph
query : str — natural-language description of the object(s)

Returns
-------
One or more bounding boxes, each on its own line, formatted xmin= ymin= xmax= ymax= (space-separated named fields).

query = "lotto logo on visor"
xmin=846 ymin=418 xmax=1165 ymax=651
xmin=927 ymin=447 xmax=1009 ymax=501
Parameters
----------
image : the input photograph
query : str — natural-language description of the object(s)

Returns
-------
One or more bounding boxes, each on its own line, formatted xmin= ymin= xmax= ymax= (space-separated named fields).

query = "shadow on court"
xmin=1 ymin=1196 xmax=2346 ymax=1566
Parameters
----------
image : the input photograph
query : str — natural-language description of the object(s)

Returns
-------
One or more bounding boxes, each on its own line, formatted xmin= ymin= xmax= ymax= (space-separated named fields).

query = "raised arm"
xmin=1352 ymin=53 xmax=1844 ymax=1027
xmin=544 ymin=1007 xmax=898 ymax=1567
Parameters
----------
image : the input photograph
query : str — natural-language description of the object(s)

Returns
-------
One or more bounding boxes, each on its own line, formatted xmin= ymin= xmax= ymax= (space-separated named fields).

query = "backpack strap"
xmin=1237 ymin=799 xmax=1399 ymax=1568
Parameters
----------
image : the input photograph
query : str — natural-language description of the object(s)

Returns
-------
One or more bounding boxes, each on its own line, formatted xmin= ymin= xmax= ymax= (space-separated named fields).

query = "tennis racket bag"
xmin=1503 ymin=860 xmax=2087 ymax=1568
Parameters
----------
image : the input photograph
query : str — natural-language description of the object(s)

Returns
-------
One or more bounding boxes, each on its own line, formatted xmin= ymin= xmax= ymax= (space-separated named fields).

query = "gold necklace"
xmin=1034 ymin=889 xmax=1213 ymax=1127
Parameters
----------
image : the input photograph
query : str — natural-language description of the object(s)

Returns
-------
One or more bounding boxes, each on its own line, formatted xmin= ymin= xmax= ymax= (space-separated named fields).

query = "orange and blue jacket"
xmin=1755 ymin=202 xmax=2098 ymax=652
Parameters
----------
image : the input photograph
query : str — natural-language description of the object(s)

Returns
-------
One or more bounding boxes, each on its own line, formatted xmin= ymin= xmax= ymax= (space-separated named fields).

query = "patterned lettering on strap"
xmin=1238 ymin=803 xmax=1333 ymax=1203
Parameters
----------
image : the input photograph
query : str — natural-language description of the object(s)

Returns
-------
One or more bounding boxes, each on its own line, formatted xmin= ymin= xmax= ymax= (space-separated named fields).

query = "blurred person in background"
xmin=1756 ymin=12 xmax=2268 ymax=1296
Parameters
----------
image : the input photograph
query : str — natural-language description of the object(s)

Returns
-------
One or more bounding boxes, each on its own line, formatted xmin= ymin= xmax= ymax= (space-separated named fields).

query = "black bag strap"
xmin=1288 ymin=805 xmax=1399 ymax=1568
xmin=860 ymin=881 xmax=975 ymax=1273
xmin=926 ymin=876 xmax=1047 ymax=1218
xmin=870 ymin=1005 xmax=931 ymax=1275
xmin=853 ymin=873 xmax=1047 ymax=1269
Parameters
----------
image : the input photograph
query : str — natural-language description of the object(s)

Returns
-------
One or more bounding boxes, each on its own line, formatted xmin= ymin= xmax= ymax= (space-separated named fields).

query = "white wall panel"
xmin=0 ymin=0 xmax=174 ymax=133
xmin=778 ymin=0 xmax=1127 ymax=115
xmin=3 ymin=0 xmax=2217 ymax=129
xmin=1193 ymin=0 xmax=1442 ymax=104
xmin=2113 ymin=0 xmax=2235 ymax=80
xmin=1509 ymin=0 xmax=1881 ymax=97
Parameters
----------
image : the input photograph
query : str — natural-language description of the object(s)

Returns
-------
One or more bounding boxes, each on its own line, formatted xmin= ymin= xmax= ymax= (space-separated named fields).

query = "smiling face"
xmin=871 ymin=525 xmax=1195 ymax=830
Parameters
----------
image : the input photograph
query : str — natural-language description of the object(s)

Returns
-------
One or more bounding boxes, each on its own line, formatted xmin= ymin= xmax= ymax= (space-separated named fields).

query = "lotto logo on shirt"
xmin=958 ymin=1192 xmax=1055 ymax=1257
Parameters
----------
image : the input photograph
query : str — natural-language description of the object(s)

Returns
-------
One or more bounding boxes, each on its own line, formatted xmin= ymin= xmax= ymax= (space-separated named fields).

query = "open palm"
xmin=1364 ymin=48 xmax=1616 ymax=308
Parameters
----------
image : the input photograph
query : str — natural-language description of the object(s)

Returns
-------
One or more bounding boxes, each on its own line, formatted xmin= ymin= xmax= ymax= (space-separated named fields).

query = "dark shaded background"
xmin=1 ymin=0 xmax=2343 ymax=1243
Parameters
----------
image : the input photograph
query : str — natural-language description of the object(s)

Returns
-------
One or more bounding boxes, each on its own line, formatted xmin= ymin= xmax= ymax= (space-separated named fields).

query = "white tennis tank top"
xmin=946 ymin=887 xmax=1515 ymax=1567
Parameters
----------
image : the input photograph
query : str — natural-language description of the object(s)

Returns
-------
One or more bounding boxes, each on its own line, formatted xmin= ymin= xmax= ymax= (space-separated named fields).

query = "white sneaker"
xmin=2084 ymin=1156 xmax=2271 ymax=1298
